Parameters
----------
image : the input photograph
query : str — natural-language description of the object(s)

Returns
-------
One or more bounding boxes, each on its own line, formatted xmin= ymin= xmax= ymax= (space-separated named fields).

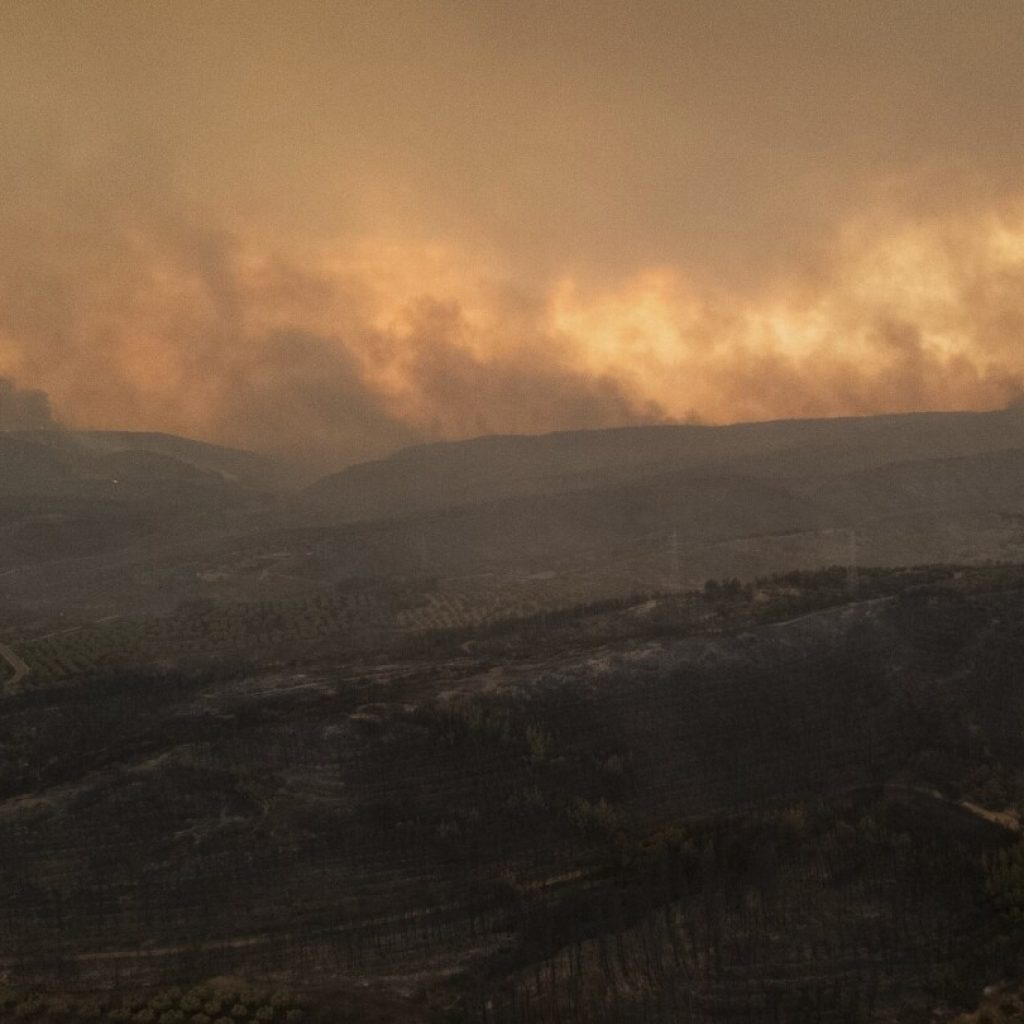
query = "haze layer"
xmin=3 ymin=1 xmax=1024 ymax=466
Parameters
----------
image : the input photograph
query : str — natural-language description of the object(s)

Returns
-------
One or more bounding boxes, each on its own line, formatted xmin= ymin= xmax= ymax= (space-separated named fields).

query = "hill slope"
xmin=306 ymin=407 xmax=1024 ymax=521
xmin=3 ymin=568 xmax=1024 ymax=1020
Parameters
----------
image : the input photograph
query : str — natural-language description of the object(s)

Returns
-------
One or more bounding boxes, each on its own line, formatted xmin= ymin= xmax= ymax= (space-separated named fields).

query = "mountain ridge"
xmin=304 ymin=406 xmax=1024 ymax=522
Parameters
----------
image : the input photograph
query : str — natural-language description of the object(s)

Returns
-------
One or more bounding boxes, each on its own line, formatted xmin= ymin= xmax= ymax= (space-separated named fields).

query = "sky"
xmin=2 ymin=0 xmax=1024 ymax=468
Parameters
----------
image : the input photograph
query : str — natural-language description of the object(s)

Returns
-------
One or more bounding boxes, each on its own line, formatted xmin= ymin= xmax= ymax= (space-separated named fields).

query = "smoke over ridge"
xmin=2 ymin=2 xmax=1024 ymax=469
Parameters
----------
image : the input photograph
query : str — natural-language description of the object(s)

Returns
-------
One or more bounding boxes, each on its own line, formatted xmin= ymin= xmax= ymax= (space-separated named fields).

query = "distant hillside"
xmin=0 ymin=430 xmax=281 ymax=570
xmin=279 ymin=410 xmax=1024 ymax=588
xmin=295 ymin=446 xmax=1024 ymax=586
xmin=0 ymin=429 xmax=285 ymax=496
xmin=4 ymin=412 xmax=1024 ymax=612
xmin=0 ymin=433 xmax=76 ymax=495
xmin=305 ymin=407 xmax=1024 ymax=522
xmin=66 ymin=430 xmax=286 ymax=489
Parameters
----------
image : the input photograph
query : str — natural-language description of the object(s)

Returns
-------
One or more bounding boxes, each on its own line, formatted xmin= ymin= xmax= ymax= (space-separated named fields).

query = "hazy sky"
xmin=3 ymin=1 xmax=1024 ymax=467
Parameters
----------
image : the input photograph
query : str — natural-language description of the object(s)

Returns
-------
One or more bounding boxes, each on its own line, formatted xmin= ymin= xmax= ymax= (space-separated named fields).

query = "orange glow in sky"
xmin=2 ymin=1 xmax=1024 ymax=467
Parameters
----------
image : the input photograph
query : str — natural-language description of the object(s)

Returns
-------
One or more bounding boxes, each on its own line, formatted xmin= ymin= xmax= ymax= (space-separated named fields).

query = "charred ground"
xmin=4 ymin=566 xmax=1024 ymax=1021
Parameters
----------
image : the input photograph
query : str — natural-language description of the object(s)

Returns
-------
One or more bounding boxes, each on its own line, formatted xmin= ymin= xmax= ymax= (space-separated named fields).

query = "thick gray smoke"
xmin=0 ymin=378 xmax=54 ymax=430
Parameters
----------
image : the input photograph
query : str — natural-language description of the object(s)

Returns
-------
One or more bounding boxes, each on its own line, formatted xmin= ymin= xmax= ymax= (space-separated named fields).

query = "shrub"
xmin=570 ymin=796 xmax=621 ymax=836
xmin=525 ymin=723 xmax=552 ymax=763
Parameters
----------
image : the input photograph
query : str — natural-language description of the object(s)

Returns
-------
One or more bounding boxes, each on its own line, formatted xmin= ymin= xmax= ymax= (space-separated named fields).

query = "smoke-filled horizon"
xmin=3 ymin=1 xmax=1024 ymax=469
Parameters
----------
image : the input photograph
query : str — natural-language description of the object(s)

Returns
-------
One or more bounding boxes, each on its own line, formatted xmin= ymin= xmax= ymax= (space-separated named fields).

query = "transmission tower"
xmin=847 ymin=528 xmax=859 ymax=594
xmin=670 ymin=527 xmax=680 ymax=589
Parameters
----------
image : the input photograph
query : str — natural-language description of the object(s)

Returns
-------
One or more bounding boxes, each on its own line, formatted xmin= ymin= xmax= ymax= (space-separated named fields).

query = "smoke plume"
xmin=0 ymin=378 xmax=54 ymax=431
xmin=2 ymin=2 xmax=1024 ymax=470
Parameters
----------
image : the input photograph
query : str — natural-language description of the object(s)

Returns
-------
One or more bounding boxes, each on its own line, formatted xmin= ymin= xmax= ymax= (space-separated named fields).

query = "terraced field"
xmin=10 ymin=577 xmax=650 ymax=685
xmin=13 ymin=591 xmax=402 ymax=683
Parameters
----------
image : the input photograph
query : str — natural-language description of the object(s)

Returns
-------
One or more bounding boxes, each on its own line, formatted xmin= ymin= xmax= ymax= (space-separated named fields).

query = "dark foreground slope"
xmin=4 ymin=566 xmax=1024 ymax=1021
